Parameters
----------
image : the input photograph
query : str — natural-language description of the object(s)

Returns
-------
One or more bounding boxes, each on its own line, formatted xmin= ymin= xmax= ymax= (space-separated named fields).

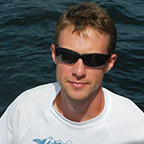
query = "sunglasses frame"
xmin=55 ymin=46 xmax=111 ymax=68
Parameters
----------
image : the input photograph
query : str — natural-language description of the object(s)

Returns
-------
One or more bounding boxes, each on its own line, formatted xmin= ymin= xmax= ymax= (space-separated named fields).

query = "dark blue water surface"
xmin=0 ymin=0 xmax=144 ymax=116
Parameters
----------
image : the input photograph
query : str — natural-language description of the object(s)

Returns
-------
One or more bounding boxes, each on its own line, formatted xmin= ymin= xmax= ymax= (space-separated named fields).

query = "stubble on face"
xmin=56 ymin=28 xmax=109 ymax=104
xmin=52 ymin=26 xmax=113 ymax=121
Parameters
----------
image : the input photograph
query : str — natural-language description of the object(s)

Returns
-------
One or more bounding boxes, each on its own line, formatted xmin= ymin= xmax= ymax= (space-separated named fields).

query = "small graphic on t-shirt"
xmin=33 ymin=136 xmax=73 ymax=144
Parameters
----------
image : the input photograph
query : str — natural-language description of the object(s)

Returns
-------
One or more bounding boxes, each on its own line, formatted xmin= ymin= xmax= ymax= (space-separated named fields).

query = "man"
xmin=0 ymin=2 xmax=144 ymax=144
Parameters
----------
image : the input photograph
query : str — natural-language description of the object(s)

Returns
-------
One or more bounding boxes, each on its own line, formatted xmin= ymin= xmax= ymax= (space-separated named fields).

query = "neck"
xmin=53 ymin=86 xmax=104 ymax=122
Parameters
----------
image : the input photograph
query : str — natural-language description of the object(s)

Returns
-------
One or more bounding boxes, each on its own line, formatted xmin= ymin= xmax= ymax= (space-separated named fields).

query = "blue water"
xmin=0 ymin=0 xmax=144 ymax=116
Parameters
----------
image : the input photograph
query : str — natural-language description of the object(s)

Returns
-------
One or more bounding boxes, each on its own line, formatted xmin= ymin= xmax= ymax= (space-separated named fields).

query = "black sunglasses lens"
xmin=83 ymin=54 xmax=109 ymax=67
xmin=55 ymin=47 xmax=78 ymax=64
xmin=55 ymin=47 xmax=109 ymax=67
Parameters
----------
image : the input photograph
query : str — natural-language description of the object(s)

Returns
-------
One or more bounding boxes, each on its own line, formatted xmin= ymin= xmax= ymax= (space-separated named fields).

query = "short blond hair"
xmin=54 ymin=2 xmax=117 ymax=54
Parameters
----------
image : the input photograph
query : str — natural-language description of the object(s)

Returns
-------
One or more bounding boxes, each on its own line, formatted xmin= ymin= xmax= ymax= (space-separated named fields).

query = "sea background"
xmin=0 ymin=0 xmax=144 ymax=117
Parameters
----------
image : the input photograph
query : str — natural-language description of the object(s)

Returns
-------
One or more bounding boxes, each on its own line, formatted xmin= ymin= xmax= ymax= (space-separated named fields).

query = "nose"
xmin=72 ymin=58 xmax=86 ymax=80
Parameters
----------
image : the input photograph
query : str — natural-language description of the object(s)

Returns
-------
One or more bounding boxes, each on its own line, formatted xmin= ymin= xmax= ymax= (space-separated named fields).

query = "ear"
xmin=104 ymin=54 xmax=117 ymax=73
xmin=51 ymin=44 xmax=57 ymax=64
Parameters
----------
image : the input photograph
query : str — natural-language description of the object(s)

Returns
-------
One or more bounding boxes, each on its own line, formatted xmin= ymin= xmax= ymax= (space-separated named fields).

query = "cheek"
xmin=56 ymin=64 xmax=71 ymax=81
xmin=88 ymin=69 xmax=104 ymax=84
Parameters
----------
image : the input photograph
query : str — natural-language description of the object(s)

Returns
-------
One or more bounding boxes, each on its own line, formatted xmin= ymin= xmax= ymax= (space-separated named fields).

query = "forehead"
xmin=58 ymin=26 xmax=110 ymax=54
xmin=59 ymin=26 xmax=110 ymax=43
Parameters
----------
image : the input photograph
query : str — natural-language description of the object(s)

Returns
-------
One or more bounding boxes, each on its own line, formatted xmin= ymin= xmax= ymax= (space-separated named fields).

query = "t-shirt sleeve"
xmin=0 ymin=90 xmax=29 ymax=144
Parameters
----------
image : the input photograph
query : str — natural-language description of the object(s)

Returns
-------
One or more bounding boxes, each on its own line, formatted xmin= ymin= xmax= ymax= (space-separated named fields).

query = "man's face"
xmin=51 ymin=27 xmax=116 ymax=102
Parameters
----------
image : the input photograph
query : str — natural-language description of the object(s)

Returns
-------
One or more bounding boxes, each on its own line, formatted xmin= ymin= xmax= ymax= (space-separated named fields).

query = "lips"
xmin=68 ymin=81 xmax=88 ymax=89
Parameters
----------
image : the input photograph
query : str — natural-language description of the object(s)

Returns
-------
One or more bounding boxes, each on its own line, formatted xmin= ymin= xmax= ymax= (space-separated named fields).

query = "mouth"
xmin=68 ymin=81 xmax=89 ymax=89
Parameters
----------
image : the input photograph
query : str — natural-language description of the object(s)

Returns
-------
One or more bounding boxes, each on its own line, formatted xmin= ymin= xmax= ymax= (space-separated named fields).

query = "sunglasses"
xmin=55 ymin=46 xmax=111 ymax=68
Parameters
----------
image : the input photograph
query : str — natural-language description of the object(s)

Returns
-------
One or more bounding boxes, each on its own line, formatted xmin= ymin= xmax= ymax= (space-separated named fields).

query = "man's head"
xmin=54 ymin=2 xmax=117 ymax=55
xmin=51 ymin=2 xmax=117 ymax=104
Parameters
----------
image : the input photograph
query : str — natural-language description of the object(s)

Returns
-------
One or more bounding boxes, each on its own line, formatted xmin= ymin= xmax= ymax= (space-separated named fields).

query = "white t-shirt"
xmin=0 ymin=82 xmax=144 ymax=144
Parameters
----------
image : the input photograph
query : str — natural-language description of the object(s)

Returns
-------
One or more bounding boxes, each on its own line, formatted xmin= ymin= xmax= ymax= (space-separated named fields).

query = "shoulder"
xmin=21 ymin=82 xmax=60 ymax=98
xmin=103 ymin=87 xmax=144 ymax=119
xmin=12 ymin=82 xmax=60 ymax=108
xmin=103 ymin=88 xmax=144 ymax=141
xmin=0 ymin=82 xmax=60 ymax=123
xmin=103 ymin=87 xmax=138 ymax=106
xmin=18 ymin=82 xmax=60 ymax=102
xmin=0 ymin=82 xmax=61 ymax=142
